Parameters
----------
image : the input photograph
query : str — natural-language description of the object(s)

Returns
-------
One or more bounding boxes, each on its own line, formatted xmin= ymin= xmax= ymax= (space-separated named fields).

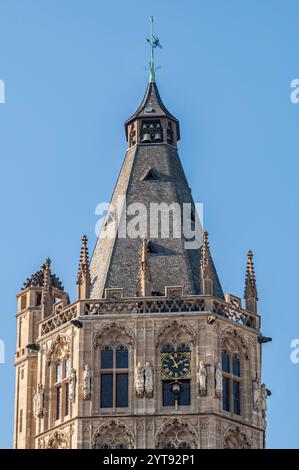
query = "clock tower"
xmin=13 ymin=21 xmax=271 ymax=449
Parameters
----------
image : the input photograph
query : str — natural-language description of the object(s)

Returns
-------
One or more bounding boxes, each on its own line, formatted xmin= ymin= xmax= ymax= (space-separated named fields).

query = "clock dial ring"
xmin=161 ymin=351 xmax=191 ymax=380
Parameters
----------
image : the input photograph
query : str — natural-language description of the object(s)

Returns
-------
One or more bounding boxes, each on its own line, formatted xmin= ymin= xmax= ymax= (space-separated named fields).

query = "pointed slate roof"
xmin=22 ymin=258 xmax=64 ymax=291
xmin=90 ymin=82 xmax=223 ymax=300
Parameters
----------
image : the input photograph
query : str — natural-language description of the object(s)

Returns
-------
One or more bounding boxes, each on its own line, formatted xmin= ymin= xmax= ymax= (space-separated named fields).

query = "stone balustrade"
xmin=39 ymin=293 xmax=260 ymax=336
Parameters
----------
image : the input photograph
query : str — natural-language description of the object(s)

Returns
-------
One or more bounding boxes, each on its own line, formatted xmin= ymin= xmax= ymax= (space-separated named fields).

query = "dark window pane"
xmin=161 ymin=344 xmax=175 ymax=353
xmin=116 ymin=346 xmax=128 ymax=369
xmin=101 ymin=374 xmax=113 ymax=408
xmin=222 ymin=351 xmax=230 ymax=373
xmin=36 ymin=293 xmax=42 ymax=306
xmin=99 ymin=443 xmax=111 ymax=449
xmin=163 ymin=381 xmax=175 ymax=406
xmin=115 ymin=443 xmax=127 ymax=449
xmin=232 ymin=356 xmax=240 ymax=377
xmin=65 ymin=383 xmax=69 ymax=416
xmin=116 ymin=374 xmax=128 ymax=407
xmin=56 ymin=386 xmax=61 ymax=420
xmin=179 ymin=380 xmax=191 ymax=406
xmin=233 ymin=381 xmax=241 ymax=415
xmin=179 ymin=441 xmax=191 ymax=449
xmin=64 ymin=357 xmax=71 ymax=378
xmin=222 ymin=377 xmax=230 ymax=411
xmin=163 ymin=441 xmax=175 ymax=449
xmin=178 ymin=343 xmax=190 ymax=352
xmin=101 ymin=347 xmax=113 ymax=369
xmin=56 ymin=361 xmax=62 ymax=383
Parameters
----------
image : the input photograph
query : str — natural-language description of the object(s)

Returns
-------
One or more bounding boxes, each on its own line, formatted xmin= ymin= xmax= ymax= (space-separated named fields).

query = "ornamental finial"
xmin=199 ymin=230 xmax=214 ymax=295
xmin=244 ymin=250 xmax=258 ymax=301
xmin=77 ymin=234 xmax=91 ymax=299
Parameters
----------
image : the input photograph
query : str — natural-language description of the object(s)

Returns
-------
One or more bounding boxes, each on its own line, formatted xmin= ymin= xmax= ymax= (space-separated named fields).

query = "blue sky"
xmin=0 ymin=0 xmax=298 ymax=448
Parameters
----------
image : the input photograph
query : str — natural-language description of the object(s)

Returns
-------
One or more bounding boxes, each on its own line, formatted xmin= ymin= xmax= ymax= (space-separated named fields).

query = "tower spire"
xmin=147 ymin=16 xmax=162 ymax=83
xmin=244 ymin=250 xmax=258 ymax=313
xmin=77 ymin=234 xmax=91 ymax=299
xmin=199 ymin=231 xmax=214 ymax=295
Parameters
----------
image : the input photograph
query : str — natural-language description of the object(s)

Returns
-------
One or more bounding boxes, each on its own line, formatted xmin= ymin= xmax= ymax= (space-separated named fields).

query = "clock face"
xmin=161 ymin=352 xmax=191 ymax=380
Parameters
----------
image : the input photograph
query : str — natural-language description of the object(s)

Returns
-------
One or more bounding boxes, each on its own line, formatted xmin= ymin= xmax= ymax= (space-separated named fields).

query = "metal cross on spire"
xmin=147 ymin=16 xmax=162 ymax=82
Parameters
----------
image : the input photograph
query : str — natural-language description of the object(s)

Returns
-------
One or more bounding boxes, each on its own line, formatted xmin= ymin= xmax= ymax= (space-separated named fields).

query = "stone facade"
xmin=13 ymin=77 xmax=269 ymax=449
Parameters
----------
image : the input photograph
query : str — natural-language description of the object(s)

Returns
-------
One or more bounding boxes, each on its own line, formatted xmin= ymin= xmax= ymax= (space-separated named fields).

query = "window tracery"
xmin=92 ymin=420 xmax=135 ymax=449
xmin=155 ymin=418 xmax=198 ymax=449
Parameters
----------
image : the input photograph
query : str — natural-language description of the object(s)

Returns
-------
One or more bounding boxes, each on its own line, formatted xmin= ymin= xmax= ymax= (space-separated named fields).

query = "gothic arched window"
xmin=222 ymin=351 xmax=241 ymax=415
xmin=162 ymin=439 xmax=192 ymax=449
xmin=178 ymin=441 xmax=192 ymax=449
xmin=163 ymin=441 xmax=176 ymax=449
xmin=100 ymin=345 xmax=128 ymax=409
xmin=161 ymin=343 xmax=175 ymax=353
xmin=177 ymin=343 xmax=190 ymax=352
xmin=98 ymin=442 xmax=128 ymax=449
xmin=92 ymin=420 xmax=134 ymax=449
xmin=54 ymin=356 xmax=71 ymax=420
xmin=156 ymin=418 xmax=197 ymax=449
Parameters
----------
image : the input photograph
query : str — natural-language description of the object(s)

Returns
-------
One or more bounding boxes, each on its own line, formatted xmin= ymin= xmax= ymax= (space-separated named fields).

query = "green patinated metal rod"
xmin=150 ymin=16 xmax=155 ymax=82
xmin=147 ymin=16 xmax=162 ymax=83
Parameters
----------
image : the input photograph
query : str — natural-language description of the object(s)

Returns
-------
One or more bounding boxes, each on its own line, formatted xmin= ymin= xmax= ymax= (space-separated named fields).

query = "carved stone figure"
xmin=261 ymin=383 xmax=271 ymax=428
xmin=252 ymin=377 xmax=261 ymax=412
xmin=83 ymin=364 xmax=93 ymax=400
xmin=215 ymin=362 xmax=222 ymax=397
xmin=135 ymin=362 xmax=145 ymax=397
xmin=144 ymin=361 xmax=154 ymax=398
xmin=261 ymin=384 xmax=268 ymax=414
xmin=69 ymin=368 xmax=77 ymax=402
xmin=33 ymin=384 xmax=44 ymax=419
xmin=197 ymin=360 xmax=207 ymax=395
xmin=224 ymin=427 xmax=251 ymax=449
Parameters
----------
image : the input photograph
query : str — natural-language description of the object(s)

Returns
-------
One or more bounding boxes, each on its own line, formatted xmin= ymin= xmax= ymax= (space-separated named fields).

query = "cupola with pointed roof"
xmin=125 ymin=81 xmax=180 ymax=147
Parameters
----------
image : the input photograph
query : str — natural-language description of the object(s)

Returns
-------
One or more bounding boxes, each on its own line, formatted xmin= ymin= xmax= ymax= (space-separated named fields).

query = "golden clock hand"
xmin=169 ymin=355 xmax=179 ymax=368
xmin=176 ymin=358 xmax=189 ymax=368
xmin=176 ymin=360 xmax=184 ymax=367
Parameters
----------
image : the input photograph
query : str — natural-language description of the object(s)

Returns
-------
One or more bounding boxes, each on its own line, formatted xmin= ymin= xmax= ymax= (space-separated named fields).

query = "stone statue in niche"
xmin=144 ymin=362 xmax=154 ymax=398
xmin=261 ymin=383 xmax=271 ymax=427
xmin=252 ymin=376 xmax=261 ymax=413
xmin=135 ymin=362 xmax=145 ymax=397
xmin=69 ymin=368 xmax=77 ymax=402
xmin=33 ymin=384 xmax=44 ymax=419
xmin=83 ymin=364 xmax=93 ymax=400
xmin=197 ymin=360 xmax=207 ymax=395
xmin=215 ymin=362 xmax=223 ymax=398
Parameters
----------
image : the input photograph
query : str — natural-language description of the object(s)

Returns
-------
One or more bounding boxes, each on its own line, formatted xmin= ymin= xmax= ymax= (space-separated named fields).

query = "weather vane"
xmin=147 ymin=16 xmax=162 ymax=82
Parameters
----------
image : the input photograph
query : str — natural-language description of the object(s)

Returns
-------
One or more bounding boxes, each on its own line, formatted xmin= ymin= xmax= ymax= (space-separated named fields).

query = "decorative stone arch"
xmin=45 ymin=430 xmax=70 ymax=449
xmin=221 ymin=327 xmax=249 ymax=359
xmin=223 ymin=425 xmax=251 ymax=449
xmin=46 ymin=333 xmax=71 ymax=364
xmin=155 ymin=417 xmax=199 ymax=449
xmin=93 ymin=321 xmax=135 ymax=349
xmin=92 ymin=419 xmax=135 ymax=449
xmin=155 ymin=319 xmax=196 ymax=349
